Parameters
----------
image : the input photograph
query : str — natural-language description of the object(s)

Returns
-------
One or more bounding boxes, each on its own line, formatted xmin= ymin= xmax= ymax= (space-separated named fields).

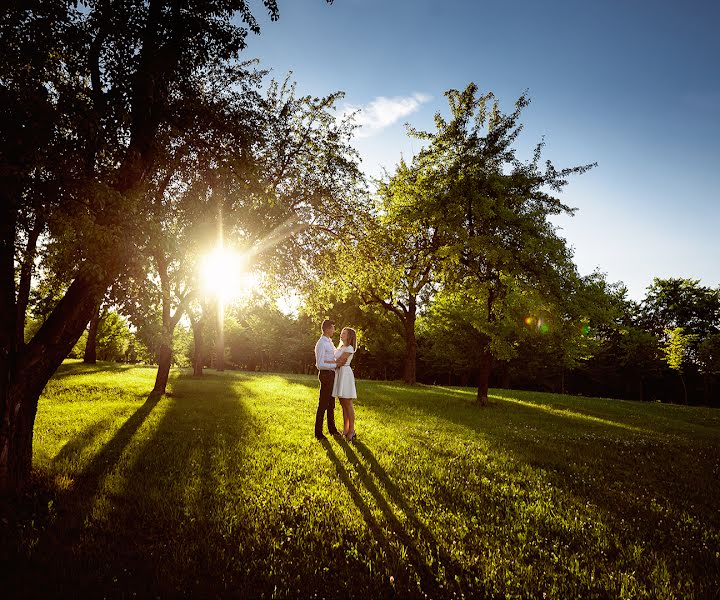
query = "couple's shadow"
xmin=321 ymin=438 xmax=471 ymax=598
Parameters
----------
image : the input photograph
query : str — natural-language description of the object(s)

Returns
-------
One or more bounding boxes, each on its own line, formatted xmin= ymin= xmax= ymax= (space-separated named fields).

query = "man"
xmin=313 ymin=319 xmax=345 ymax=439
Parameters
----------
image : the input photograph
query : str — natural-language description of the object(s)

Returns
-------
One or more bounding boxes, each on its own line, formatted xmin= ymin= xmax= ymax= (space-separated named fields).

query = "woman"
xmin=333 ymin=327 xmax=357 ymax=441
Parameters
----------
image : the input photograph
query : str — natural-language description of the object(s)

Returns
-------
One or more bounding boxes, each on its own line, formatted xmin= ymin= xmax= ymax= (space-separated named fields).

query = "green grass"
xmin=2 ymin=360 xmax=720 ymax=599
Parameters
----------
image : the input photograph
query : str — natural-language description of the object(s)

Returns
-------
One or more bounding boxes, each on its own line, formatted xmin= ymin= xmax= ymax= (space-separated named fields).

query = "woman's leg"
xmin=348 ymin=400 xmax=356 ymax=439
xmin=339 ymin=398 xmax=350 ymax=435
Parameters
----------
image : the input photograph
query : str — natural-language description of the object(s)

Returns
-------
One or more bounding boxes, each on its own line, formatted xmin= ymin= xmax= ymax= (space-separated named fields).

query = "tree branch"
xmin=15 ymin=218 xmax=44 ymax=348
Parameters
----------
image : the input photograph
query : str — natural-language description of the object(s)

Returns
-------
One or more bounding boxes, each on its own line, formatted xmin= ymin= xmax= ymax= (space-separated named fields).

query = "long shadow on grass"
xmin=222 ymin=374 xmax=719 ymax=596
xmin=320 ymin=440 xmax=402 ymax=597
xmin=323 ymin=440 xmax=443 ymax=598
xmin=87 ymin=372 xmax=261 ymax=599
xmin=8 ymin=372 xmax=265 ymax=599
xmin=51 ymin=417 xmax=118 ymax=468
xmin=328 ymin=439 xmax=478 ymax=598
xmin=56 ymin=391 xmax=161 ymax=500
xmin=5 ymin=391 xmax=162 ymax=599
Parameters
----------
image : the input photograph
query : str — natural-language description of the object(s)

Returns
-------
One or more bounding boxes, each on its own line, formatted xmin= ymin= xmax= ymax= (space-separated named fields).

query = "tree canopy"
xmin=371 ymin=83 xmax=596 ymax=403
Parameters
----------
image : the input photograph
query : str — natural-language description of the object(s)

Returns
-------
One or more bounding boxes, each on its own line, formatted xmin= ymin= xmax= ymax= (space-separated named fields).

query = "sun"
xmin=200 ymin=246 xmax=258 ymax=301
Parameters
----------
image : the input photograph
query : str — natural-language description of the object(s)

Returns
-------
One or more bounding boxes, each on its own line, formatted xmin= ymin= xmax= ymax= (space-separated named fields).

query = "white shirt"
xmin=315 ymin=335 xmax=337 ymax=371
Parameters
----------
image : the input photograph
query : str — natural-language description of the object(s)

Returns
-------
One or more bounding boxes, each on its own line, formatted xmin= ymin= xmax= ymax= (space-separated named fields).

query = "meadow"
xmin=1 ymin=360 xmax=719 ymax=599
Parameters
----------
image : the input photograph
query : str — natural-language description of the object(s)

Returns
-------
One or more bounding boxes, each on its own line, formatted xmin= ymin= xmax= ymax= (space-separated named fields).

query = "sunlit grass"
xmin=2 ymin=361 xmax=719 ymax=598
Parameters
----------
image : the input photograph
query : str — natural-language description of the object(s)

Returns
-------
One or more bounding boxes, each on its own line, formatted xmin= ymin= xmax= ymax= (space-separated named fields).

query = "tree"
xmin=639 ymin=278 xmax=720 ymax=403
xmin=392 ymin=83 xmax=594 ymax=405
xmin=92 ymin=310 xmax=132 ymax=362
xmin=418 ymin=287 xmax=485 ymax=386
xmin=224 ymin=300 xmax=318 ymax=373
xmin=188 ymin=300 xmax=213 ymax=376
xmin=641 ymin=278 xmax=720 ymax=341
xmin=83 ymin=300 xmax=103 ymax=364
xmin=0 ymin=0 xmax=333 ymax=494
xmin=609 ymin=326 xmax=661 ymax=401
xmin=569 ymin=284 xmax=662 ymax=400
xmin=662 ymin=327 xmax=698 ymax=404
xmin=319 ymin=159 xmax=438 ymax=384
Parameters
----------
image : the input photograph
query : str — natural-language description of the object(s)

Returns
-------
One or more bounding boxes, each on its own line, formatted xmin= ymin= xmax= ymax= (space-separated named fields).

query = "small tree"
xmin=393 ymin=83 xmax=594 ymax=405
xmin=662 ymin=327 xmax=698 ymax=404
xmin=318 ymin=161 xmax=437 ymax=384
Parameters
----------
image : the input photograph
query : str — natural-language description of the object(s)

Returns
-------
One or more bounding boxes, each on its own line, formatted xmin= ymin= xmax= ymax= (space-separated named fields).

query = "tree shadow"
xmin=385 ymin=387 xmax=720 ymax=593
xmin=329 ymin=438 xmax=479 ymax=598
xmin=51 ymin=417 xmax=118 ymax=468
xmin=53 ymin=361 xmax=141 ymax=379
xmin=106 ymin=386 xmax=244 ymax=594
xmin=45 ymin=371 xmax=258 ymax=599
xmin=3 ymin=391 xmax=163 ymax=598
xmin=8 ymin=370 xmax=341 ymax=599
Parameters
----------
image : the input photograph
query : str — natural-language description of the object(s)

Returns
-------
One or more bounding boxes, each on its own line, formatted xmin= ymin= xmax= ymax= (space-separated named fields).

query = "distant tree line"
xmin=55 ymin=275 xmax=718 ymax=407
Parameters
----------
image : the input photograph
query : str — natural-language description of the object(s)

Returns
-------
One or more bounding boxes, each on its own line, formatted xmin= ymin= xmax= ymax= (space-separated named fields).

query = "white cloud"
xmin=341 ymin=93 xmax=432 ymax=138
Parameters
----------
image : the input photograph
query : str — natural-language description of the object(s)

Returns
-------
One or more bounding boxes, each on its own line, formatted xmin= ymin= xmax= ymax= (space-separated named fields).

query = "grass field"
xmin=2 ymin=360 xmax=719 ymax=599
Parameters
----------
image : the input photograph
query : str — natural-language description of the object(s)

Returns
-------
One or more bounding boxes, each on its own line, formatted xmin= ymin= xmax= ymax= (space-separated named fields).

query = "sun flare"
xmin=201 ymin=247 xmax=258 ymax=301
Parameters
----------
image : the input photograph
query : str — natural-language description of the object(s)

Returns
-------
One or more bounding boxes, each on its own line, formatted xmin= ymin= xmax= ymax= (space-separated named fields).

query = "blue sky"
xmin=245 ymin=0 xmax=720 ymax=301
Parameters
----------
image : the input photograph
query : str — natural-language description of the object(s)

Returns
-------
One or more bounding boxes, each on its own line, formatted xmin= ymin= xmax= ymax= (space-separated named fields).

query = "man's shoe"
xmin=330 ymin=430 xmax=343 ymax=437
xmin=315 ymin=433 xmax=327 ymax=440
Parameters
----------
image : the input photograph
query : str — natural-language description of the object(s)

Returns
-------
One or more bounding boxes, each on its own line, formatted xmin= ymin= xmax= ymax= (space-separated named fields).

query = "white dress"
xmin=332 ymin=345 xmax=356 ymax=399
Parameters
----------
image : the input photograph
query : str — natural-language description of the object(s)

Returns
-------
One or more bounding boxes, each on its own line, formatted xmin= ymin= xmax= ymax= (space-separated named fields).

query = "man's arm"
xmin=314 ymin=340 xmax=324 ymax=370
xmin=316 ymin=339 xmax=337 ymax=369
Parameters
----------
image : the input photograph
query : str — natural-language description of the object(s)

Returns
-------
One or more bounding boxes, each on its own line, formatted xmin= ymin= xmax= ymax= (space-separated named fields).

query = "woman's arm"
xmin=335 ymin=346 xmax=355 ymax=367
xmin=336 ymin=349 xmax=353 ymax=367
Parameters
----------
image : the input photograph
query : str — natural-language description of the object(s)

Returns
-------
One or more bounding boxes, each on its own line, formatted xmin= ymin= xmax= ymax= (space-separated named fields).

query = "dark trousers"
xmin=315 ymin=370 xmax=337 ymax=436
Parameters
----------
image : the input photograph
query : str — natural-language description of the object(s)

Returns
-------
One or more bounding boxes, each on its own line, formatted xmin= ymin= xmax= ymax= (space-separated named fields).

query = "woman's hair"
xmin=341 ymin=327 xmax=357 ymax=349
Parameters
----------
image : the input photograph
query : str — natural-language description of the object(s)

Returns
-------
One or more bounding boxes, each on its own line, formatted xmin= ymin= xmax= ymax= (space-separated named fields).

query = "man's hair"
xmin=321 ymin=319 xmax=335 ymax=333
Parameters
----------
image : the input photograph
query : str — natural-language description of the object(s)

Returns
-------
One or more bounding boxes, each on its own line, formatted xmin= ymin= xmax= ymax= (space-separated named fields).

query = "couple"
xmin=314 ymin=319 xmax=357 ymax=441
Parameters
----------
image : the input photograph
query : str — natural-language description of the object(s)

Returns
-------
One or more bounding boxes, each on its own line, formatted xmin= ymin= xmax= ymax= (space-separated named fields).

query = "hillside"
xmin=2 ymin=361 xmax=719 ymax=599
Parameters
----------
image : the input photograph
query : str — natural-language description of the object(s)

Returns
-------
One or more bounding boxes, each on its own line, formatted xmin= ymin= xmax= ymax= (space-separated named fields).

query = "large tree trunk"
xmin=0 ymin=381 xmax=41 ymax=498
xmin=402 ymin=314 xmax=417 ymax=385
xmin=83 ymin=301 xmax=102 ymax=363
xmin=370 ymin=293 xmax=420 ymax=385
xmin=475 ymin=289 xmax=499 ymax=407
xmin=476 ymin=348 xmax=493 ymax=406
xmin=152 ymin=337 xmax=173 ymax=396
xmin=0 ymin=267 xmax=108 ymax=494
xmin=150 ymin=304 xmax=192 ymax=396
